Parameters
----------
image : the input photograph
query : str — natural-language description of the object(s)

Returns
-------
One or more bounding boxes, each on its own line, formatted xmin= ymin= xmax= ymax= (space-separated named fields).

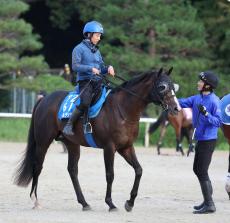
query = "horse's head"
xmin=149 ymin=67 xmax=179 ymax=115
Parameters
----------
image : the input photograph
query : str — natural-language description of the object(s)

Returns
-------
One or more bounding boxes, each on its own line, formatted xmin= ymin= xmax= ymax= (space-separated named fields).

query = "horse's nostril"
xmin=174 ymin=107 xmax=179 ymax=112
xmin=173 ymin=107 xmax=179 ymax=115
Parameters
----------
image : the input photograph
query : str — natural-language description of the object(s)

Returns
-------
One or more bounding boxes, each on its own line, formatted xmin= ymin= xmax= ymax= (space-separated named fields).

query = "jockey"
xmin=63 ymin=21 xmax=115 ymax=135
xmin=178 ymin=71 xmax=221 ymax=214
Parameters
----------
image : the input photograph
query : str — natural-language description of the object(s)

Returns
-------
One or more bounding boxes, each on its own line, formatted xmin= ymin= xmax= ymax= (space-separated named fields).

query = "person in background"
xmin=59 ymin=64 xmax=75 ymax=84
xmin=36 ymin=90 xmax=47 ymax=101
xmin=179 ymin=71 xmax=221 ymax=214
xmin=63 ymin=21 xmax=115 ymax=135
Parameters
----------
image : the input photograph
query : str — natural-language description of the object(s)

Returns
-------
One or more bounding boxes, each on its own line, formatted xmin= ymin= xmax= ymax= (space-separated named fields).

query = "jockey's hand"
xmin=198 ymin=104 xmax=208 ymax=116
xmin=92 ymin=68 xmax=100 ymax=75
xmin=108 ymin=66 xmax=115 ymax=77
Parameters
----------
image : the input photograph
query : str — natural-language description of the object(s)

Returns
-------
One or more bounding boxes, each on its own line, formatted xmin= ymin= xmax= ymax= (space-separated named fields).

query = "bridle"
xmin=151 ymin=79 xmax=176 ymax=111
xmin=101 ymin=73 xmax=175 ymax=110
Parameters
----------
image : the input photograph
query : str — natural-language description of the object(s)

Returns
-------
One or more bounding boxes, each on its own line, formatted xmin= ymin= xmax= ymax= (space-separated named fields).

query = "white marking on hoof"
xmin=32 ymin=200 xmax=42 ymax=210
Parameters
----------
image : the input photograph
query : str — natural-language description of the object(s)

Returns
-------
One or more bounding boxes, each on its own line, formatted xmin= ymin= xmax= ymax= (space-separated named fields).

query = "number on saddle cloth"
xmin=58 ymin=86 xmax=111 ymax=120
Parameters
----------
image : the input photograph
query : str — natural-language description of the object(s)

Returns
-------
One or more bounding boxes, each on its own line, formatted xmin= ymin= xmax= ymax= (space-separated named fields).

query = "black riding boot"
xmin=194 ymin=180 xmax=213 ymax=210
xmin=193 ymin=180 xmax=216 ymax=214
xmin=63 ymin=108 xmax=82 ymax=135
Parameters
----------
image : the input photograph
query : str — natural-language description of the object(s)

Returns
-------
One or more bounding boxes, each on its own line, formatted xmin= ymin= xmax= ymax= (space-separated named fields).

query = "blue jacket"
xmin=72 ymin=40 xmax=108 ymax=82
xmin=179 ymin=93 xmax=221 ymax=141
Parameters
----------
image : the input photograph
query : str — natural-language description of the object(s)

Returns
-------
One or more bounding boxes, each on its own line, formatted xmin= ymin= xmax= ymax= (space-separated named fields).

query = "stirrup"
xmin=84 ymin=122 xmax=92 ymax=134
xmin=63 ymin=123 xmax=74 ymax=136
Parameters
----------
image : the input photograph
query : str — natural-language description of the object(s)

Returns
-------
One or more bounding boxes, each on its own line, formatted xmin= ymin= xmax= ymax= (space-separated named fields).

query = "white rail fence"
xmin=0 ymin=113 xmax=156 ymax=147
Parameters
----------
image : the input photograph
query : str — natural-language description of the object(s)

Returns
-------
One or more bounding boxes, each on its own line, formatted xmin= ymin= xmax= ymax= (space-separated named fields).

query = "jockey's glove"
xmin=198 ymin=104 xmax=208 ymax=116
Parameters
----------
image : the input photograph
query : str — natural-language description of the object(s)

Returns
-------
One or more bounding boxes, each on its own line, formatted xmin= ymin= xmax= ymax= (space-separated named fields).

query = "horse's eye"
xmin=158 ymin=83 xmax=168 ymax=94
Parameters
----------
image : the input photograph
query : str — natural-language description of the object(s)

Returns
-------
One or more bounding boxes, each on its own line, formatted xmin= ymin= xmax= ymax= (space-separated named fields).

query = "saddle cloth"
xmin=58 ymin=86 xmax=111 ymax=120
xmin=220 ymin=94 xmax=230 ymax=125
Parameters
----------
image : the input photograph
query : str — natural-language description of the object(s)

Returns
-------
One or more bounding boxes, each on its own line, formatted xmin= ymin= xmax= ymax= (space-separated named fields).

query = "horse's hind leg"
xmin=118 ymin=146 xmax=142 ymax=212
xmin=175 ymin=128 xmax=184 ymax=156
xmin=64 ymin=141 xmax=91 ymax=211
xmin=157 ymin=123 xmax=167 ymax=155
xmin=30 ymin=143 xmax=52 ymax=209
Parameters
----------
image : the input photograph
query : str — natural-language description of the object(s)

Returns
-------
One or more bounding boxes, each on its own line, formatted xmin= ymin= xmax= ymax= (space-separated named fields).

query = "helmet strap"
xmin=201 ymin=83 xmax=212 ymax=92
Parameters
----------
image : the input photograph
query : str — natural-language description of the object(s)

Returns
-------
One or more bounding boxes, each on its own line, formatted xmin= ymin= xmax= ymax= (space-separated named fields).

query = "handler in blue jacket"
xmin=63 ymin=21 xmax=115 ymax=135
xmin=179 ymin=71 xmax=221 ymax=214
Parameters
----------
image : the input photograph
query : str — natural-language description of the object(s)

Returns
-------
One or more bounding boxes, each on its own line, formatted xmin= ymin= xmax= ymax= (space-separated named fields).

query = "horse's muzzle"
xmin=168 ymin=106 xmax=179 ymax=115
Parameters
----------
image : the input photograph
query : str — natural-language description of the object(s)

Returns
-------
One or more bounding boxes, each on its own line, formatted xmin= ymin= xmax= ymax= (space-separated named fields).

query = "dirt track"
xmin=0 ymin=142 xmax=229 ymax=223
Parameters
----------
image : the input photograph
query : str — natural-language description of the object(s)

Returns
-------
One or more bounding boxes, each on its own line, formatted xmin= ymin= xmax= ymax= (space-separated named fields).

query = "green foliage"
xmin=0 ymin=118 xmax=30 ymax=142
xmin=0 ymin=0 xmax=48 ymax=75
xmin=7 ymin=74 xmax=73 ymax=93
xmin=48 ymin=0 xmax=212 ymax=97
xmin=46 ymin=0 xmax=80 ymax=30
xmin=192 ymin=0 xmax=230 ymax=95
xmin=45 ymin=0 xmax=229 ymax=98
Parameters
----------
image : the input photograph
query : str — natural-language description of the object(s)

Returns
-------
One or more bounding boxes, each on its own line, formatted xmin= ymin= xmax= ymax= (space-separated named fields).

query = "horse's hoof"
xmin=82 ymin=205 xmax=92 ymax=211
xmin=124 ymin=200 xmax=133 ymax=212
xmin=32 ymin=201 xmax=42 ymax=210
xmin=109 ymin=207 xmax=118 ymax=212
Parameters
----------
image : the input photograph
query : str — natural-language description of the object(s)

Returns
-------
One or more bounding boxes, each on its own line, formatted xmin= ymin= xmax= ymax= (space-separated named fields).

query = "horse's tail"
xmin=13 ymin=99 xmax=42 ymax=187
xmin=148 ymin=111 xmax=168 ymax=134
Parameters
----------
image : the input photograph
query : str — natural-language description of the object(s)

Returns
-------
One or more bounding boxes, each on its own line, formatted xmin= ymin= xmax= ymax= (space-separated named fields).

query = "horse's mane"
xmin=111 ymin=70 xmax=157 ymax=93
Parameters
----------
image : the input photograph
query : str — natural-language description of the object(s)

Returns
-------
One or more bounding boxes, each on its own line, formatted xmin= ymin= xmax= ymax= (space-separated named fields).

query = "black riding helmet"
xmin=199 ymin=71 xmax=219 ymax=90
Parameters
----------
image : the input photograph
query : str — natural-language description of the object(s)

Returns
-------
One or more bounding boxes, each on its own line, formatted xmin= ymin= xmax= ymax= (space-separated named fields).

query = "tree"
xmin=0 ymin=0 xmax=48 ymax=78
xmin=192 ymin=0 xmax=230 ymax=71
xmin=191 ymin=0 xmax=230 ymax=94
xmin=46 ymin=0 xmax=212 ymax=97
xmin=0 ymin=0 xmax=50 ymax=111
xmin=44 ymin=0 xmax=229 ymax=96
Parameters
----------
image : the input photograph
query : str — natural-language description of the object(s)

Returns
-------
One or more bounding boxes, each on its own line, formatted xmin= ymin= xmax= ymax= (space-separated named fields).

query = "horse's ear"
xmin=167 ymin=67 xmax=173 ymax=76
xmin=157 ymin=67 xmax=163 ymax=77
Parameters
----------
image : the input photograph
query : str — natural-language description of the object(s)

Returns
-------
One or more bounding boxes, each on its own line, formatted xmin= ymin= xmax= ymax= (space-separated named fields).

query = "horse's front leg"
xmin=65 ymin=141 xmax=91 ymax=211
xmin=118 ymin=146 xmax=142 ymax=212
xmin=103 ymin=144 xmax=117 ymax=211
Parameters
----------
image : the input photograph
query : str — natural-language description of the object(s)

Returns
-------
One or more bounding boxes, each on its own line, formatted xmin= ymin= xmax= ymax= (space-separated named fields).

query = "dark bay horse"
xmin=14 ymin=68 xmax=179 ymax=212
xmin=220 ymin=93 xmax=230 ymax=199
xmin=223 ymin=123 xmax=230 ymax=199
xmin=148 ymin=108 xmax=194 ymax=155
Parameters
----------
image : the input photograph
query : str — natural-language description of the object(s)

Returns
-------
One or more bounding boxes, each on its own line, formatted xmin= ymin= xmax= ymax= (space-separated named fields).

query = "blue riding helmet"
xmin=83 ymin=21 xmax=104 ymax=35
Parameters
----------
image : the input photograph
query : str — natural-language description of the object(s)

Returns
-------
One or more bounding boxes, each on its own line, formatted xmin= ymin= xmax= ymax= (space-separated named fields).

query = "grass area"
xmin=0 ymin=118 xmax=229 ymax=150
xmin=136 ymin=123 xmax=229 ymax=150
xmin=0 ymin=118 xmax=30 ymax=142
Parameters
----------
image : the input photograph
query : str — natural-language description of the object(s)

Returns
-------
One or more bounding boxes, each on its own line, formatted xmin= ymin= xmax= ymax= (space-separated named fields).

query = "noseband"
xmin=151 ymin=80 xmax=175 ymax=110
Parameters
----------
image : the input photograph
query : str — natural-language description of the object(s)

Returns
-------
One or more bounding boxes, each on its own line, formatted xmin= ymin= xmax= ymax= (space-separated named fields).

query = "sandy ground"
xmin=0 ymin=142 xmax=229 ymax=223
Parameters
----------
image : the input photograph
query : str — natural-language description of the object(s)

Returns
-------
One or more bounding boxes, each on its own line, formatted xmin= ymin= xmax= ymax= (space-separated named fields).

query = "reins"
xmin=103 ymin=76 xmax=149 ymax=102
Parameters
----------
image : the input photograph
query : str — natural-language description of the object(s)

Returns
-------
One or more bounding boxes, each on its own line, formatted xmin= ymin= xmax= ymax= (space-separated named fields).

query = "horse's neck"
xmin=115 ymin=86 xmax=150 ymax=122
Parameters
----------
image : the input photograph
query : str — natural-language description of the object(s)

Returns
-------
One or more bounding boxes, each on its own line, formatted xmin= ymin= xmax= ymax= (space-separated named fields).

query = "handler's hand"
xmin=92 ymin=68 xmax=100 ymax=75
xmin=108 ymin=66 xmax=115 ymax=77
xmin=198 ymin=104 xmax=208 ymax=116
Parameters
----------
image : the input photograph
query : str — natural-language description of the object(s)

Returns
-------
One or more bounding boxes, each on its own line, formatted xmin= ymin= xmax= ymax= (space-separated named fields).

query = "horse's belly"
xmin=182 ymin=108 xmax=192 ymax=121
